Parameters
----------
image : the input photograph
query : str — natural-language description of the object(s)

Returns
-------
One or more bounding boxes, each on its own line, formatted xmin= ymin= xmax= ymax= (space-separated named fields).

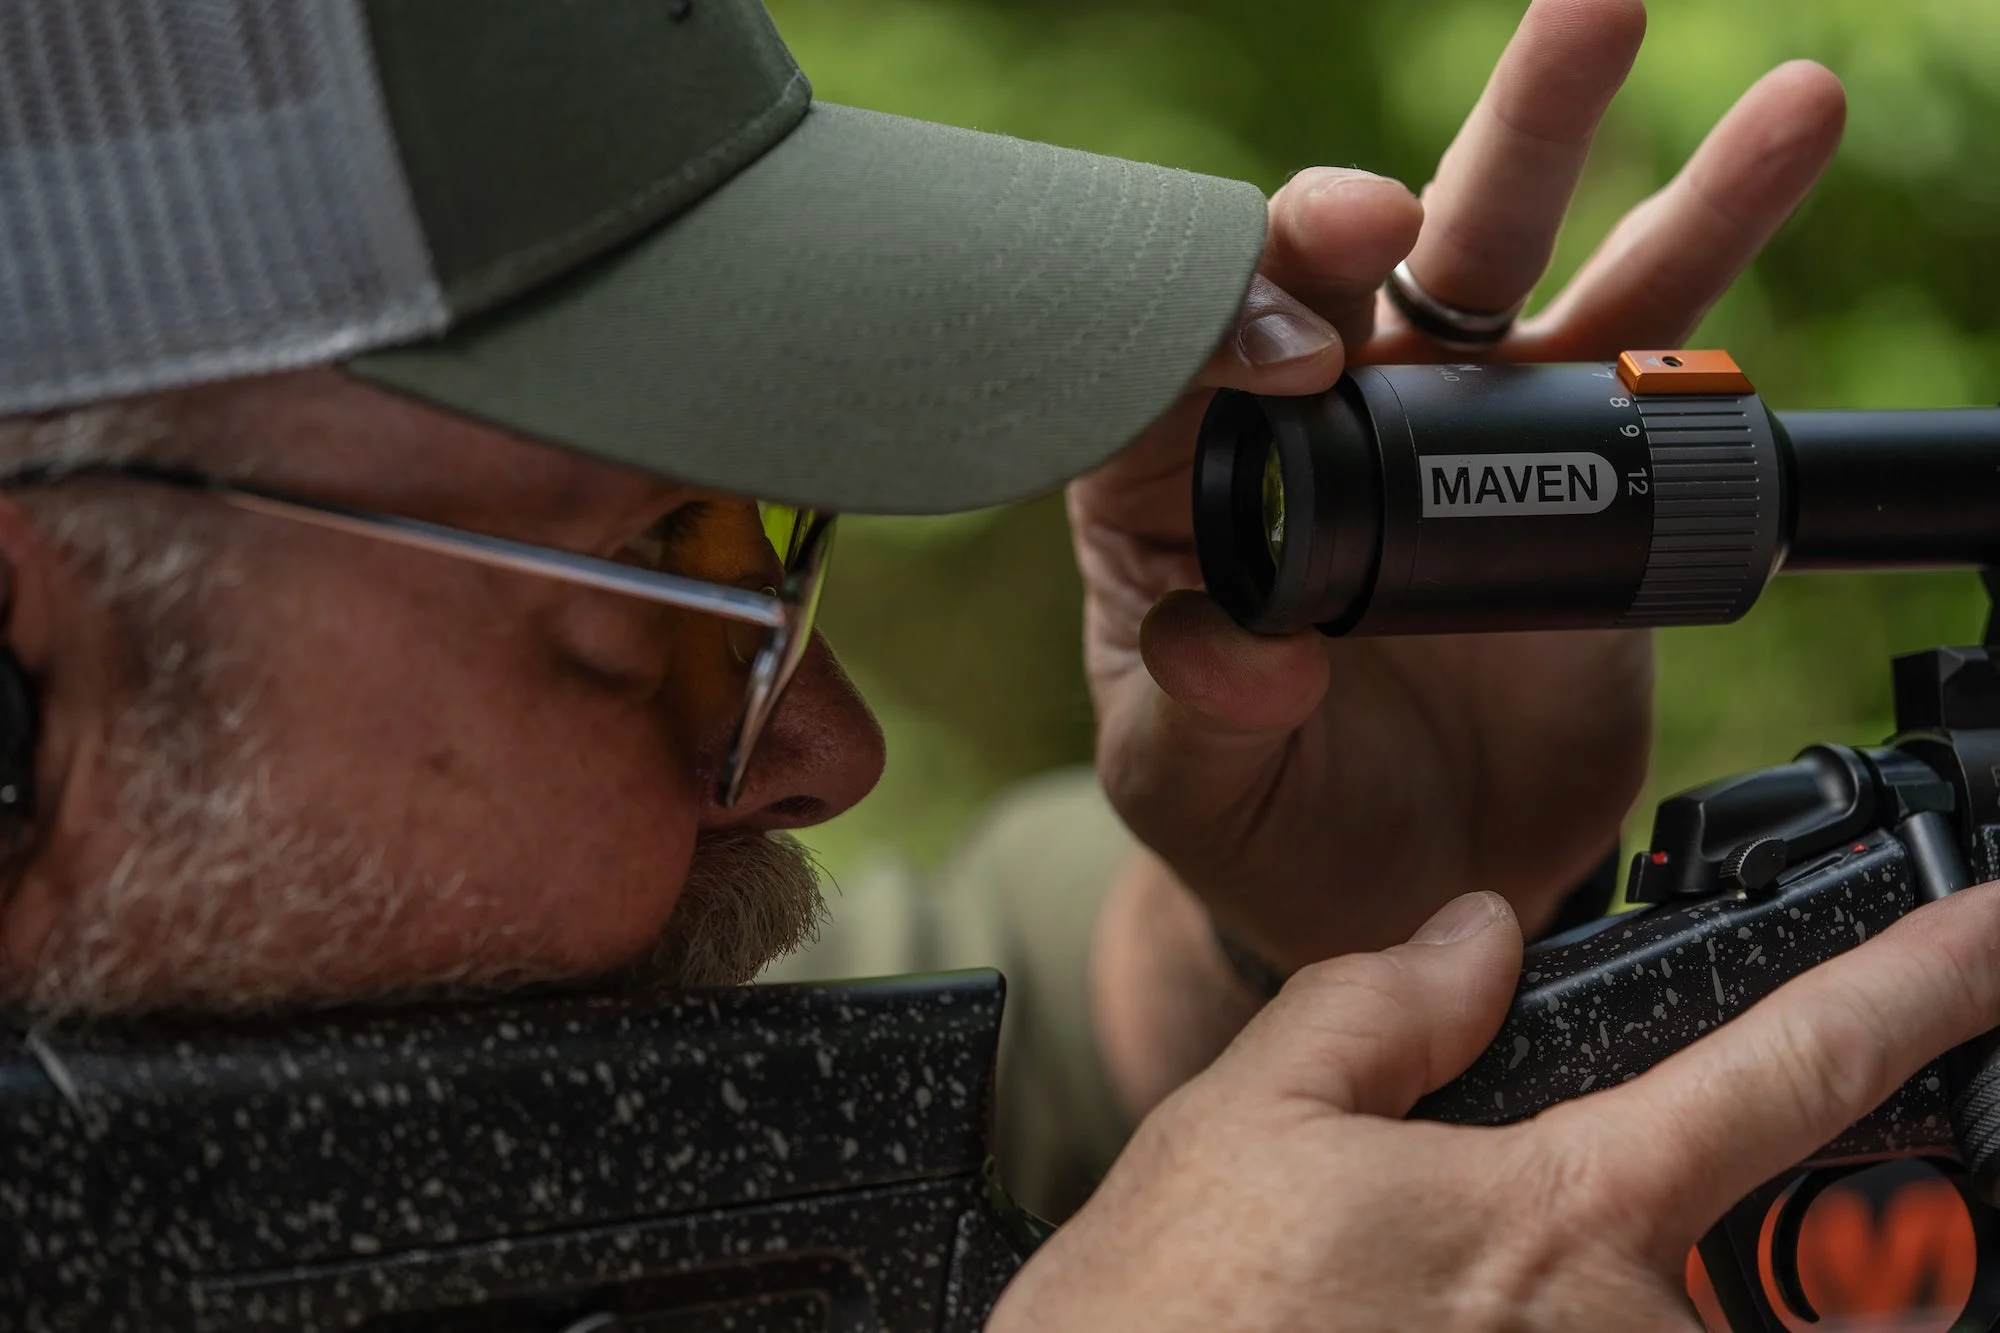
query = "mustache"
xmin=614 ymin=828 xmax=829 ymax=991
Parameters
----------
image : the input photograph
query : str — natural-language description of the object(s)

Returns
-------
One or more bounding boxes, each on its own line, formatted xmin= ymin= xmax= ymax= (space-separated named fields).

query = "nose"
xmin=704 ymin=635 xmax=885 ymax=832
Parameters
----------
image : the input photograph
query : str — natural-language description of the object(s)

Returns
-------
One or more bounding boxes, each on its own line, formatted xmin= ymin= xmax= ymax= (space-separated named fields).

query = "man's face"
xmin=0 ymin=370 xmax=886 ymax=1013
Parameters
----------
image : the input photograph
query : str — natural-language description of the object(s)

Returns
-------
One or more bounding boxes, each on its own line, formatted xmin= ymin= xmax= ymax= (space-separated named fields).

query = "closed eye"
xmin=619 ymin=502 xmax=713 ymax=571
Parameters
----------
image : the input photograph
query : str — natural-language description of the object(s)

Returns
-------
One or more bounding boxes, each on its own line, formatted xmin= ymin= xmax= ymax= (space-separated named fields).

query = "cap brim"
xmin=346 ymin=102 xmax=1266 ymax=514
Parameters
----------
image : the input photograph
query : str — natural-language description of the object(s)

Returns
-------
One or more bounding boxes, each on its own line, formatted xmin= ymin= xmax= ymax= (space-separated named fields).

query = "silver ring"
xmin=1383 ymin=260 xmax=1525 ymax=347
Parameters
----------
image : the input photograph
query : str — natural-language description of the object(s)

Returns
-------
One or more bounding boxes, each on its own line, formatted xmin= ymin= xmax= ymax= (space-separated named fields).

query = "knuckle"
xmin=1759 ymin=989 xmax=1896 ymax=1125
xmin=1518 ymin=1123 xmax=1628 ymax=1240
xmin=1451 ymin=1130 xmax=1628 ymax=1311
xmin=1277 ymin=951 xmax=1442 ymax=1101
xmin=1429 ymin=212 xmax=1550 ymax=279
xmin=1129 ymin=1077 xmax=1233 ymax=1177
xmin=1917 ymin=893 xmax=2000 ymax=1018
xmin=1291 ymin=950 xmax=1417 ymax=1015
xmin=1941 ymin=942 xmax=2000 ymax=1029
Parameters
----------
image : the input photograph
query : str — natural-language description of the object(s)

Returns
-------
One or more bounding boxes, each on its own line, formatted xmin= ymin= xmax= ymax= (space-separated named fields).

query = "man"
xmin=5 ymin=0 xmax=1999 ymax=1329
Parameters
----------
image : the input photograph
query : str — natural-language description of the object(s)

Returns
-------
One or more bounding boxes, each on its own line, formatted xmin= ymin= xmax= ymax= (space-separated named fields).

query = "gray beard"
xmin=15 ymin=764 xmax=830 ymax=1017
xmin=4 ymin=498 xmax=828 ymax=1020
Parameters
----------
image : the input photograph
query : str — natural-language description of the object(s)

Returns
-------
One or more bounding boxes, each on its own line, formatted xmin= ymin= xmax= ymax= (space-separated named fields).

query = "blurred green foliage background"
xmin=768 ymin=0 xmax=2000 ymax=885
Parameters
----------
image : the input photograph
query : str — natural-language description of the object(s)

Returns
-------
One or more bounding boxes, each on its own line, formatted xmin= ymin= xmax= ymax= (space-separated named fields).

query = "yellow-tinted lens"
xmin=757 ymin=502 xmax=805 ymax=566
xmin=1260 ymin=440 xmax=1285 ymax=571
xmin=717 ymin=510 xmax=837 ymax=806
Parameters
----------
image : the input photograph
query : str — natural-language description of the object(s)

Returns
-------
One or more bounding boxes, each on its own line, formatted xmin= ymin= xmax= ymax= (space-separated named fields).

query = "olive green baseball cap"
xmin=0 ymin=0 xmax=1266 ymax=514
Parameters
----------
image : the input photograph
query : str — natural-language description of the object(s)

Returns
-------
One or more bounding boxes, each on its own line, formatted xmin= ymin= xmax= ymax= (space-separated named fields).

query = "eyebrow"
xmin=624 ymin=499 xmax=716 ymax=561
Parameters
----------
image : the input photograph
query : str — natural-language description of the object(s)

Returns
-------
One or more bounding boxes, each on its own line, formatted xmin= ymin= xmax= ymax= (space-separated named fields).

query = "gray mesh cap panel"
xmin=0 ymin=0 xmax=444 ymax=415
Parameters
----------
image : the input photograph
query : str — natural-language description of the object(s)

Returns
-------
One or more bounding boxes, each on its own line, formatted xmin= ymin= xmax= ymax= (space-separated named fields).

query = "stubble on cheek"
xmin=12 ymin=729 xmax=828 ymax=1015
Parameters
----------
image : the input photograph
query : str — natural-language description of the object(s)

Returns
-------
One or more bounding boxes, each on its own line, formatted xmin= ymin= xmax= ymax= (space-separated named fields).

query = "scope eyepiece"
xmin=1193 ymin=353 xmax=2000 ymax=639
xmin=1194 ymin=377 xmax=1382 ymax=634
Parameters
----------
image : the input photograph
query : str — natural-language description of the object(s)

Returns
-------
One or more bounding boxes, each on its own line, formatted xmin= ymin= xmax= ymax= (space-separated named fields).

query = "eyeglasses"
xmin=0 ymin=461 xmax=836 ymax=808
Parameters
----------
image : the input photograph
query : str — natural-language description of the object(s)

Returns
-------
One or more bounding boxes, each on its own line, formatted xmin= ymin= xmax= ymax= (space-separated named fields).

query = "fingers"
xmin=1096 ymin=590 xmax=1329 ymax=836
xmin=1398 ymin=0 xmax=1647 ymax=316
xmin=1515 ymin=60 xmax=1846 ymax=357
xmin=1075 ymin=279 xmax=1341 ymax=549
xmin=1194 ymin=274 xmax=1343 ymax=396
xmin=1568 ymin=880 xmax=2000 ymax=1254
xmin=1131 ymin=182 xmax=1413 ymax=537
xmin=1137 ymin=590 xmax=1329 ymax=733
xmin=1261 ymin=167 xmax=1424 ymax=349
xmin=1223 ymin=892 xmax=1524 ymax=1117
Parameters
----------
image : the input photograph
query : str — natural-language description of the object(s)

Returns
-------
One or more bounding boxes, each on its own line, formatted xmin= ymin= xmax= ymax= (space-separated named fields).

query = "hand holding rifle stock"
xmin=993 ymin=881 xmax=2000 ymax=1333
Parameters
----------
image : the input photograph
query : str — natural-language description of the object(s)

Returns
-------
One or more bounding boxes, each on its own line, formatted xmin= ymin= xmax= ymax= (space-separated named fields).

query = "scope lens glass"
xmin=1260 ymin=438 xmax=1285 ymax=571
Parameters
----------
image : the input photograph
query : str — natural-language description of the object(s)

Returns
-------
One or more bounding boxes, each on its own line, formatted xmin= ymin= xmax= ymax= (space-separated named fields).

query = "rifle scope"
xmin=1195 ymin=350 xmax=2000 ymax=636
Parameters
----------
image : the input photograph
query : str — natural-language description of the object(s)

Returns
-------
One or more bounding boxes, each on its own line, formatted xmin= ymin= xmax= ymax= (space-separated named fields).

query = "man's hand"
xmin=998 ymin=883 xmax=2000 ymax=1332
xmin=1071 ymin=0 xmax=1848 ymax=978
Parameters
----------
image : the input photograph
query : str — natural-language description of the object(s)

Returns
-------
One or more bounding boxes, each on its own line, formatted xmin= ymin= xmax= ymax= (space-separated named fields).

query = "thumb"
xmin=1223 ymin=892 xmax=1524 ymax=1117
xmin=1101 ymin=590 xmax=1329 ymax=828
xmin=1137 ymin=589 xmax=1330 ymax=733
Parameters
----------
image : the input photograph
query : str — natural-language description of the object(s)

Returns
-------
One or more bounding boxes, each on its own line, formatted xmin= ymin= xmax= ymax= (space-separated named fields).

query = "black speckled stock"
xmin=2 ymin=970 xmax=1041 ymax=1332
xmin=1414 ymin=834 xmax=1956 ymax=1159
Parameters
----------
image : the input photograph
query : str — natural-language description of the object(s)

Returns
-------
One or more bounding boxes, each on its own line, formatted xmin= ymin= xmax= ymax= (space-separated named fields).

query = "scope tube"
xmin=1197 ymin=361 xmax=1787 ymax=636
xmin=1778 ymin=408 xmax=2000 ymax=570
xmin=1194 ymin=358 xmax=2000 ymax=637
